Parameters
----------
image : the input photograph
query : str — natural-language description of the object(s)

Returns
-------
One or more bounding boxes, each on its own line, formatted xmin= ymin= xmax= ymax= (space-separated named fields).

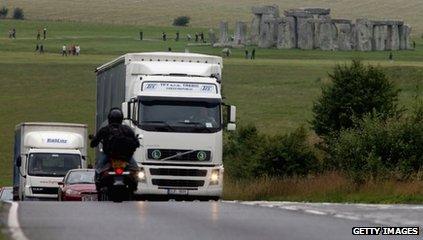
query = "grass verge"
xmin=223 ymin=172 xmax=423 ymax=203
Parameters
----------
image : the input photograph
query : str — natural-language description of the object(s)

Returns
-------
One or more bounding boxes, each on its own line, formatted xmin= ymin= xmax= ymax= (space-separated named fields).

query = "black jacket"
xmin=90 ymin=123 xmax=140 ymax=157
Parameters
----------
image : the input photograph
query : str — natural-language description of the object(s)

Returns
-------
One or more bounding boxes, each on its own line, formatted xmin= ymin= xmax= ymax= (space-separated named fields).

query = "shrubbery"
xmin=13 ymin=7 xmax=24 ymax=20
xmin=224 ymin=125 xmax=319 ymax=179
xmin=312 ymin=60 xmax=399 ymax=138
xmin=173 ymin=16 xmax=190 ymax=26
xmin=224 ymin=60 xmax=420 ymax=185
xmin=328 ymin=105 xmax=423 ymax=183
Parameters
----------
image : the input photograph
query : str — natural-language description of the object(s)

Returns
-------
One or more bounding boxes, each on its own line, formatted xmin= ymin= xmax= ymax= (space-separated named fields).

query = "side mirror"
xmin=16 ymin=156 xmax=22 ymax=167
xmin=58 ymin=182 xmax=64 ymax=186
xmin=227 ymin=123 xmax=236 ymax=131
xmin=229 ymin=105 xmax=236 ymax=123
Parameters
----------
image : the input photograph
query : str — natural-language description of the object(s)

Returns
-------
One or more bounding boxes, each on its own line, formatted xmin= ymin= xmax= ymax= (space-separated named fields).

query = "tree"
xmin=312 ymin=60 xmax=399 ymax=137
xmin=13 ymin=7 xmax=24 ymax=20
xmin=0 ymin=7 xmax=8 ymax=18
xmin=173 ymin=16 xmax=190 ymax=26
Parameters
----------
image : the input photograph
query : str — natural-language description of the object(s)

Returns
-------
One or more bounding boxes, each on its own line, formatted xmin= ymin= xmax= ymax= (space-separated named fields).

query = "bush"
xmin=173 ymin=16 xmax=190 ymax=26
xmin=12 ymin=7 xmax=24 ymax=20
xmin=328 ymin=106 xmax=423 ymax=183
xmin=224 ymin=125 xmax=265 ymax=179
xmin=224 ymin=125 xmax=319 ymax=179
xmin=0 ymin=7 xmax=8 ymax=18
xmin=312 ymin=60 xmax=399 ymax=138
xmin=261 ymin=127 xmax=320 ymax=177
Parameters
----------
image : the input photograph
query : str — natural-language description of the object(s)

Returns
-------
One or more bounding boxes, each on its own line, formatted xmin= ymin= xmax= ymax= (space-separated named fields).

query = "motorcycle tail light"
xmin=115 ymin=168 xmax=124 ymax=175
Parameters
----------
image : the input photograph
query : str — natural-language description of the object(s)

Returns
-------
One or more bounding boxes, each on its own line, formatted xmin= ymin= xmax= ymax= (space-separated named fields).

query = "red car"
xmin=58 ymin=169 xmax=97 ymax=201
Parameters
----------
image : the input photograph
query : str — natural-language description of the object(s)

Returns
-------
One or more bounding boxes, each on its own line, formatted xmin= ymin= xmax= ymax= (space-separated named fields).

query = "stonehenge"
xmin=214 ymin=5 xmax=413 ymax=51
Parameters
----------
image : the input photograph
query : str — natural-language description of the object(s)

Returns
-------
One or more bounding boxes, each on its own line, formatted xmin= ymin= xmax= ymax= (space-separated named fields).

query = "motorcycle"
xmin=97 ymin=158 xmax=139 ymax=202
xmin=89 ymin=134 xmax=139 ymax=202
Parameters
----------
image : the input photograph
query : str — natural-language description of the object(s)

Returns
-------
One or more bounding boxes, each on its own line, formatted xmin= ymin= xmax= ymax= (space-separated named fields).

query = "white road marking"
xmin=234 ymin=201 xmax=423 ymax=227
xmin=304 ymin=209 xmax=327 ymax=215
xmin=7 ymin=202 xmax=29 ymax=240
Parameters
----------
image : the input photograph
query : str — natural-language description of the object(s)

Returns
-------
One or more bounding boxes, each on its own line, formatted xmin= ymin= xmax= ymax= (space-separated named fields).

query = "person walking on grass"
xmin=62 ymin=45 xmax=67 ymax=56
xmin=37 ymin=29 xmax=41 ymax=40
xmin=75 ymin=45 xmax=80 ymax=56
xmin=251 ymin=48 xmax=256 ymax=60
xmin=43 ymin=27 xmax=47 ymax=40
xmin=39 ymin=44 xmax=44 ymax=54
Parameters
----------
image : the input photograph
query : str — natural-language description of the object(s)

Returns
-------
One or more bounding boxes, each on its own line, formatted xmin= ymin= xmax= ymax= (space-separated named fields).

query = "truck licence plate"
xmin=167 ymin=189 xmax=189 ymax=195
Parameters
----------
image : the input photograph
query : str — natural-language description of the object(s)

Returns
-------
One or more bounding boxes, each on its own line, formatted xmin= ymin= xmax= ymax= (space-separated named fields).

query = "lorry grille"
xmin=150 ymin=168 xmax=207 ymax=177
xmin=152 ymin=179 xmax=205 ymax=187
xmin=147 ymin=149 xmax=211 ymax=161
xmin=31 ymin=187 xmax=58 ymax=195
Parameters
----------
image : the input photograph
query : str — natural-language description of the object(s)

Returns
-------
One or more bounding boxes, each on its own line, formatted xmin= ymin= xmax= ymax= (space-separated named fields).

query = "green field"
xmin=0 ymin=19 xmax=422 ymax=187
xmin=5 ymin=0 xmax=423 ymax=35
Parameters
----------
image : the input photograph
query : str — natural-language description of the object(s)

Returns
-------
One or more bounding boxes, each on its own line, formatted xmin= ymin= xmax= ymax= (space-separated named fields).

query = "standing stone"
xmin=372 ymin=22 xmax=388 ymax=51
xmin=333 ymin=19 xmax=354 ymax=51
xmin=297 ymin=16 xmax=315 ymax=49
xmin=386 ymin=23 xmax=401 ymax=50
xmin=208 ymin=28 xmax=217 ymax=46
xmin=234 ymin=21 xmax=247 ymax=45
xmin=399 ymin=24 xmax=412 ymax=50
xmin=219 ymin=21 xmax=229 ymax=46
xmin=276 ymin=17 xmax=296 ymax=49
xmin=355 ymin=19 xmax=373 ymax=51
xmin=259 ymin=15 xmax=277 ymax=48
xmin=251 ymin=5 xmax=280 ymax=46
xmin=250 ymin=14 xmax=261 ymax=45
xmin=314 ymin=19 xmax=337 ymax=50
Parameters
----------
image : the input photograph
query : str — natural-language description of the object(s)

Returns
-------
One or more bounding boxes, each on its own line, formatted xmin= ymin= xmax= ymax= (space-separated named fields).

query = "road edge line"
xmin=7 ymin=201 xmax=29 ymax=240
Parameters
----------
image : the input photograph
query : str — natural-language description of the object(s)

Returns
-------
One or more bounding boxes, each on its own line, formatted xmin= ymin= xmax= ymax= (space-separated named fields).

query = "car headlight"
xmin=210 ymin=169 xmax=220 ymax=185
xmin=138 ymin=168 xmax=146 ymax=182
xmin=66 ymin=189 xmax=81 ymax=195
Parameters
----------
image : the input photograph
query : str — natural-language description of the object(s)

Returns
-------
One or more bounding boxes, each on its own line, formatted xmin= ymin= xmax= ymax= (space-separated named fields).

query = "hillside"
xmin=5 ymin=0 xmax=423 ymax=35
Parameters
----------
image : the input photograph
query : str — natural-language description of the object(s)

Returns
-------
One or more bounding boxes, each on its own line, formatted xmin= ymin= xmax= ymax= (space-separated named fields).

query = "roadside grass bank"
xmin=223 ymin=172 xmax=423 ymax=203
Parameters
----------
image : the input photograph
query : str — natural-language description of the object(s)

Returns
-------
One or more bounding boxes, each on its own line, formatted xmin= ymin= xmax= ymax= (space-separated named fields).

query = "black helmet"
xmin=108 ymin=108 xmax=123 ymax=124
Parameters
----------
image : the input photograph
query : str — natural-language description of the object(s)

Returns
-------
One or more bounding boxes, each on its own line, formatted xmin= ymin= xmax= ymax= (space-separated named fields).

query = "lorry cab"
xmin=13 ymin=123 xmax=88 ymax=200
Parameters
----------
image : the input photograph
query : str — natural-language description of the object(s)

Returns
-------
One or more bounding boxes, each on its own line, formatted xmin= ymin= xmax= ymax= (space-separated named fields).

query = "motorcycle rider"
xmin=90 ymin=108 xmax=140 ymax=189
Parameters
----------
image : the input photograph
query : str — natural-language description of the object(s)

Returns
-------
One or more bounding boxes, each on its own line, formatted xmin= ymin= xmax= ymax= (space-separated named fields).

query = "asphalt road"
xmin=6 ymin=201 xmax=423 ymax=240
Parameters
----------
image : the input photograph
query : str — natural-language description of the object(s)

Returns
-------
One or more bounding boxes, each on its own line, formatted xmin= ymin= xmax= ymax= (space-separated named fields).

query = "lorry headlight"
xmin=210 ymin=169 xmax=219 ymax=185
xmin=138 ymin=168 xmax=146 ymax=182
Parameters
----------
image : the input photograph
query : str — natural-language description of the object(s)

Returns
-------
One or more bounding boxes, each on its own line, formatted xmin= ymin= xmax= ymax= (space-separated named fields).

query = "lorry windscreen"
xmin=28 ymin=153 xmax=81 ymax=177
xmin=139 ymin=100 xmax=221 ymax=133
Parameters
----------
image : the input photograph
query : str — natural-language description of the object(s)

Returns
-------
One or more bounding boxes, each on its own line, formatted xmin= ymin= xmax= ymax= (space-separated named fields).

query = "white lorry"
xmin=13 ymin=122 xmax=88 ymax=200
xmin=95 ymin=52 xmax=236 ymax=199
